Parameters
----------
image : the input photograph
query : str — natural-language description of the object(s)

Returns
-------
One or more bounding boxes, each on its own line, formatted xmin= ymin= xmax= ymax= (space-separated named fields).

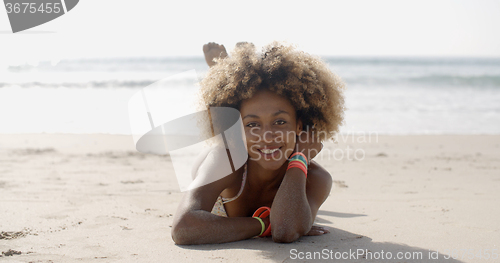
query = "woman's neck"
xmin=246 ymin=160 xmax=288 ymax=192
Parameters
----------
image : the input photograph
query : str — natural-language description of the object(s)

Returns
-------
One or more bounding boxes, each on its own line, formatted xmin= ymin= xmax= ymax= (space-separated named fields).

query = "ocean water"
xmin=0 ymin=57 xmax=499 ymax=135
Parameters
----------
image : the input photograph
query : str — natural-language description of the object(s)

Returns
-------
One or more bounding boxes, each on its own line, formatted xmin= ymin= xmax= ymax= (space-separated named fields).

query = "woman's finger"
xmin=305 ymin=229 xmax=324 ymax=236
xmin=305 ymin=226 xmax=330 ymax=236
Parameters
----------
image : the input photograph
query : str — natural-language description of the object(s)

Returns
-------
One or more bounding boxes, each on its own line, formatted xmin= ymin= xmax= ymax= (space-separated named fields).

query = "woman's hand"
xmin=294 ymin=130 xmax=323 ymax=162
xmin=304 ymin=225 xmax=330 ymax=236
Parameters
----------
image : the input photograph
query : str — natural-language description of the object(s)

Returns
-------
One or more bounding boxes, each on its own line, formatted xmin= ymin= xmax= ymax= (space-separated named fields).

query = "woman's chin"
xmin=248 ymin=148 xmax=292 ymax=170
xmin=255 ymin=158 xmax=286 ymax=171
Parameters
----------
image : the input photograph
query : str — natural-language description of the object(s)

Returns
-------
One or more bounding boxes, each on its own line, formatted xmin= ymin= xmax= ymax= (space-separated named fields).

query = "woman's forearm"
xmin=270 ymin=168 xmax=312 ymax=243
xmin=172 ymin=210 xmax=262 ymax=245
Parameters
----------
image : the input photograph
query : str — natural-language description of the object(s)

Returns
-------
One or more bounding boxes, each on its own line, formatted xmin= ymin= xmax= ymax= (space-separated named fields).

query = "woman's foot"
xmin=235 ymin=41 xmax=255 ymax=48
xmin=203 ymin=42 xmax=228 ymax=67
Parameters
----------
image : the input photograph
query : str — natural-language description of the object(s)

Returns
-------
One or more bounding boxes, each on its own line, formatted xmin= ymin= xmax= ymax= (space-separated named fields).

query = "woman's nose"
xmin=261 ymin=125 xmax=276 ymax=143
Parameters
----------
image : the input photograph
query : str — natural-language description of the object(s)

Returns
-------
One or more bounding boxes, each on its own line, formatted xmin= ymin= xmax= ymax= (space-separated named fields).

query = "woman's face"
xmin=240 ymin=90 xmax=301 ymax=171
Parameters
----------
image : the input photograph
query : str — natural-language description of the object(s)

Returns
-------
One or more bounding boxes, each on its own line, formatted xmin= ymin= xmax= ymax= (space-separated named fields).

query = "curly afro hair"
xmin=199 ymin=41 xmax=346 ymax=141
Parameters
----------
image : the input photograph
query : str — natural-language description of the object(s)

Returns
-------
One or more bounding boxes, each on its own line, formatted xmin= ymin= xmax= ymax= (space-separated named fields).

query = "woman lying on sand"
xmin=171 ymin=42 xmax=345 ymax=244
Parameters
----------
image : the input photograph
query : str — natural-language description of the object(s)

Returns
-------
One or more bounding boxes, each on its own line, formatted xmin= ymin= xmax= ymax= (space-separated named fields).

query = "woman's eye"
xmin=275 ymin=120 xmax=286 ymax=125
xmin=246 ymin=123 xmax=258 ymax=128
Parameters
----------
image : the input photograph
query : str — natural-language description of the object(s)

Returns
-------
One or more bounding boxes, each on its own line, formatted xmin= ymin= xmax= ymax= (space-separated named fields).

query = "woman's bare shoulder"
xmin=308 ymin=161 xmax=332 ymax=183
xmin=305 ymin=161 xmax=333 ymax=206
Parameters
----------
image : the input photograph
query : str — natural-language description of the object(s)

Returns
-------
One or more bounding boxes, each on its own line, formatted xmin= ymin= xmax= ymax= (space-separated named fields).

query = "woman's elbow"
xmin=271 ymin=218 xmax=310 ymax=243
xmin=171 ymin=224 xmax=188 ymax=245
xmin=272 ymin=230 xmax=301 ymax=243
xmin=171 ymin=219 xmax=197 ymax=245
xmin=272 ymin=223 xmax=308 ymax=243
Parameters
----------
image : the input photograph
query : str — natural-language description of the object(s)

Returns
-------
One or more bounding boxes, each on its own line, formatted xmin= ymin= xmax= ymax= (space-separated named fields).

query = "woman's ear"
xmin=296 ymin=119 xmax=303 ymax=134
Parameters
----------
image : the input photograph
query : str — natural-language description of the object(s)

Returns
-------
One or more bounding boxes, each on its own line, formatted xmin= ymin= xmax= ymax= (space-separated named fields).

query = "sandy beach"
xmin=1 ymin=134 xmax=499 ymax=262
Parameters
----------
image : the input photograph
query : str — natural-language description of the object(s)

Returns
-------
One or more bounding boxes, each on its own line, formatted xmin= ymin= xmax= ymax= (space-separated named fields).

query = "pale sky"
xmin=1 ymin=0 xmax=500 ymax=64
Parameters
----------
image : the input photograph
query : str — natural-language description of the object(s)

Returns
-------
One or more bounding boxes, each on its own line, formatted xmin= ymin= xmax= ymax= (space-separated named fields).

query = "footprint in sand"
xmin=333 ymin=180 xmax=348 ymax=188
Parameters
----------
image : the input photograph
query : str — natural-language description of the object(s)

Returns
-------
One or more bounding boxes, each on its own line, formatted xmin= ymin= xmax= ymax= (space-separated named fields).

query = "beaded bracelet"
xmin=290 ymin=152 xmax=308 ymax=165
xmin=287 ymin=152 xmax=308 ymax=177
xmin=288 ymin=163 xmax=308 ymax=176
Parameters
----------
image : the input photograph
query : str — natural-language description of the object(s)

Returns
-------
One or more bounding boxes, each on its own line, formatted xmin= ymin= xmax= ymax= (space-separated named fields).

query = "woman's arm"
xmin=172 ymin=184 xmax=262 ymax=244
xmin=171 ymin=165 xmax=268 ymax=245
xmin=270 ymin=161 xmax=332 ymax=243
xmin=270 ymin=132 xmax=332 ymax=243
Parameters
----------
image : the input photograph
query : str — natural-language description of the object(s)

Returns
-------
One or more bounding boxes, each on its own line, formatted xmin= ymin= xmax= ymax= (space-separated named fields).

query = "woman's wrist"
xmin=253 ymin=207 xmax=272 ymax=237
xmin=253 ymin=217 xmax=265 ymax=236
xmin=287 ymin=152 xmax=308 ymax=177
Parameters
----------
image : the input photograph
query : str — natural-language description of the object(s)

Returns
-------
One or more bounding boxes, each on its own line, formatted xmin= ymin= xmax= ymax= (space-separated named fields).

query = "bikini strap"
xmin=221 ymin=163 xmax=247 ymax=204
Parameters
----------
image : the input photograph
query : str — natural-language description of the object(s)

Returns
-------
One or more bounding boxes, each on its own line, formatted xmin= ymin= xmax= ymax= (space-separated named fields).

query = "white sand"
xmin=1 ymin=134 xmax=499 ymax=262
